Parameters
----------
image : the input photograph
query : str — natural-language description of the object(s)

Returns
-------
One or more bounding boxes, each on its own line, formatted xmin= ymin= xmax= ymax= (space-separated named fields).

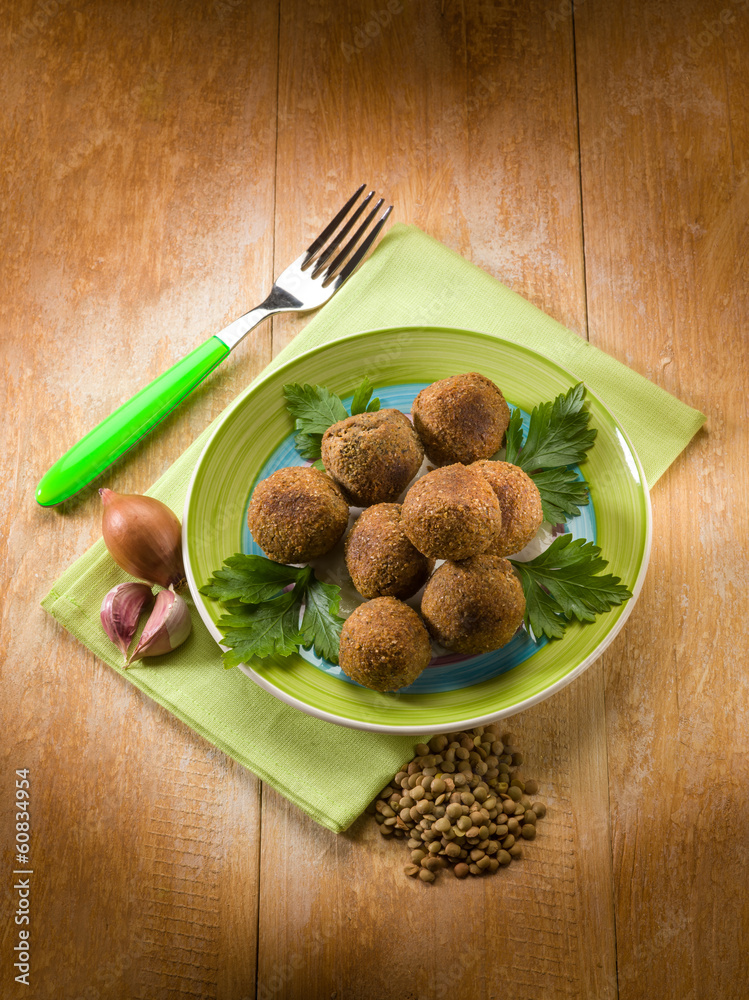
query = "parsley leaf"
xmin=531 ymin=468 xmax=591 ymax=525
xmin=505 ymin=383 xmax=597 ymax=471
xmin=300 ymin=578 xmax=345 ymax=664
xmin=350 ymin=375 xmax=381 ymax=416
xmin=294 ymin=431 xmax=325 ymax=461
xmin=283 ymin=377 xmax=381 ymax=460
xmin=511 ymin=535 xmax=632 ymax=641
xmin=201 ymin=555 xmax=344 ymax=667
xmin=283 ymin=383 xmax=348 ymax=435
xmin=504 ymin=408 xmax=525 ymax=467
xmin=199 ymin=554 xmax=303 ymax=604
xmin=217 ymin=592 xmax=306 ymax=667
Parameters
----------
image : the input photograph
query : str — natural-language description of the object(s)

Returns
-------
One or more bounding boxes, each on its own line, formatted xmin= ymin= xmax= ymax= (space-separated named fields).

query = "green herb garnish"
xmin=504 ymin=382 xmax=596 ymax=525
xmin=200 ymin=554 xmax=344 ymax=668
xmin=529 ymin=467 xmax=592 ymax=525
xmin=283 ymin=377 xmax=380 ymax=461
xmin=510 ymin=535 xmax=632 ymax=641
xmin=350 ymin=375 xmax=381 ymax=416
xmin=505 ymin=382 xmax=597 ymax=470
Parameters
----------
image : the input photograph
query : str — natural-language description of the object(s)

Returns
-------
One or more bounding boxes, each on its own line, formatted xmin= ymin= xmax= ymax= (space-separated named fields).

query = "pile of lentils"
xmin=368 ymin=725 xmax=547 ymax=882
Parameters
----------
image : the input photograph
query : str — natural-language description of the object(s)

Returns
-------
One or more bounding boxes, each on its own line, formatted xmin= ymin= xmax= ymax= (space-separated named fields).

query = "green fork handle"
xmin=36 ymin=336 xmax=230 ymax=506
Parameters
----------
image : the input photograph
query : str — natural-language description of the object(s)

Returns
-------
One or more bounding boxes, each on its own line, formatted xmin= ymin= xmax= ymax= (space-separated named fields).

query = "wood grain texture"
xmin=0 ymin=1 xmax=277 ymax=997
xmin=1 ymin=0 xmax=747 ymax=998
xmin=575 ymin=1 xmax=749 ymax=998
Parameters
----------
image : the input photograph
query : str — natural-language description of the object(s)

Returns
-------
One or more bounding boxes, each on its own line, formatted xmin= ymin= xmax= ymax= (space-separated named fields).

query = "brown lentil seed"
xmin=521 ymin=824 xmax=537 ymax=840
xmin=532 ymin=801 xmax=547 ymax=818
xmin=453 ymin=863 xmax=469 ymax=879
xmin=404 ymin=864 xmax=420 ymax=877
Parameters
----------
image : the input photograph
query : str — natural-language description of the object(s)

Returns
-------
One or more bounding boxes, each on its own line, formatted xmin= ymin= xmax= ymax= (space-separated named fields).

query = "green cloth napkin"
xmin=42 ymin=223 xmax=705 ymax=833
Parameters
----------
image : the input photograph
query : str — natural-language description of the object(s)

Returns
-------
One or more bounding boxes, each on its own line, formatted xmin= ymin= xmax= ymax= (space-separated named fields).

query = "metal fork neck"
xmin=214 ymin=288 xmax=302 ymax=352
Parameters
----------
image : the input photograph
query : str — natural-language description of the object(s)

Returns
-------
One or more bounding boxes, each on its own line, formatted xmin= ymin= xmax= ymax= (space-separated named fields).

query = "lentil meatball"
xmin=247 ymin=466 xmax=348 ymax=563
xmin=400 ymin=463 xmax=501 ymax=561
xmin=339 ymin=597 xmax=433 ymax=692
xmin=471 ymin=460 xmax=544 ymax=555
xmin=412 ymin=373 xmax=511 ymax=466
xmin=321 ymin=408 xmax=424 ymax=507
xmin=345 ymin=503 xmax=433 ymax=600
xmin=421 ymin=555 xmax=526 ymax=655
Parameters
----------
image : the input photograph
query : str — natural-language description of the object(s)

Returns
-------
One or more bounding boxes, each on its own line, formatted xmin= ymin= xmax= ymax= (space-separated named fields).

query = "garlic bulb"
xmin=100 ymin=582 xmax=154 ymax=662
xmin=126 ymin=587 xmax=192 ymax=667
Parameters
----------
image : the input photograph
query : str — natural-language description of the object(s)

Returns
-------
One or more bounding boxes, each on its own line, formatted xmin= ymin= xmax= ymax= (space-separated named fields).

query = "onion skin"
xmin=126 ymin=587 xmax=192 ymax=666
xmin=100 ymin=582 xmax=154 ymax=662
xmin=100 ymin=488 xmax=184 ymax=588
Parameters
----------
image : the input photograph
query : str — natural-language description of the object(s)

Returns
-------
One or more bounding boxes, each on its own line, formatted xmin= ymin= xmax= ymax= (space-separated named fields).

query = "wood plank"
xmin=261 ymin=2 xmax=618 ymax=998
xmin=574 ymin=1 xmax=749 ymax=996
xmin=0 ymin=1 xmax=278 ymax=996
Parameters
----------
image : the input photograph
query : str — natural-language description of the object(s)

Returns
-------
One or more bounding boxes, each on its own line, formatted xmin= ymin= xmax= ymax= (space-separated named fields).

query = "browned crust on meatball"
xmin=471 ymin=460 xmax=544 ymax=555
xmin=345 ymin=503 xmax=434 ymax=600
xmin=321 ymin=409 xmax=424 ymax=507
xmin=339 ymin=597 xmax=433 ymax=692
xmin=400 ymin=463 xmax=501 ymax=561
xmin=421 ymin=555 xmax=526 ymax=655
xmin=247 ymin=466 xmax=349 ymax=563
xmin=412 ymin=373 xmax=511 ymax=466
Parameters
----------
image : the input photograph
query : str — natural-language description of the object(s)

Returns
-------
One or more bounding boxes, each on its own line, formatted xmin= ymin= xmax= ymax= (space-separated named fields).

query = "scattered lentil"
xmin=368 ymin=727 xmax=547 ymax=882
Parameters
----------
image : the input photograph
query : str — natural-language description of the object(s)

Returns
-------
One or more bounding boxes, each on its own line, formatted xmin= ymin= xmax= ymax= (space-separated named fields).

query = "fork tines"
xmin=304 ymin=185 xmax=393 ymax=286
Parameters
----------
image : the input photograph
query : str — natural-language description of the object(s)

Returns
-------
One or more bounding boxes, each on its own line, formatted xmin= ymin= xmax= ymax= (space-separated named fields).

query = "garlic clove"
xmin=100 ymin=582 xmax=154 ymax=663
xmin=126 ymin=587 xmax=192 ymax=666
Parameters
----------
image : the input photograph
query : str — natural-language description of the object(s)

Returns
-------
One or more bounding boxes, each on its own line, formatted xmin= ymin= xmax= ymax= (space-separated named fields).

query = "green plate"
xmin=183 ymin=327 xmax=651 ymax=733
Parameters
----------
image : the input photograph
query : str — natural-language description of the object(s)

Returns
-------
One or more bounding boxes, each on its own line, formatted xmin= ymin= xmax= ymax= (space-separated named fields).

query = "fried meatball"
xmin=345 ymin=503 xmax=433 ymax=600
xmin=421 ymin=555 xmax=525 ymax=655
xmin=412 ymin=373 xmax=511 ymax=466
xmin=400 ymin=463 xmax=501 ymax=561
xmin=339 ymin=597 xmax=432 ymax=692
xmin=472 ymin=460 xmax=544 ymax=555
xmin=247 ymin=466 xmax=349 ymax=563
xmin=321 ymin=409 xmax=424 ymax=507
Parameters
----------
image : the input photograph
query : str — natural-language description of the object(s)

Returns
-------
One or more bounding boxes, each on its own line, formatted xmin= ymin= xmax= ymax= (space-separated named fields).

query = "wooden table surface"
xmin=2 ymin=1 xmax=748 ymax=997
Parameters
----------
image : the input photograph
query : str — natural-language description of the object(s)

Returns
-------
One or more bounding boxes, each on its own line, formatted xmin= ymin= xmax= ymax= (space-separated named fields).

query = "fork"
xmin=36 ymin=186 xmax=393 ymax=506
